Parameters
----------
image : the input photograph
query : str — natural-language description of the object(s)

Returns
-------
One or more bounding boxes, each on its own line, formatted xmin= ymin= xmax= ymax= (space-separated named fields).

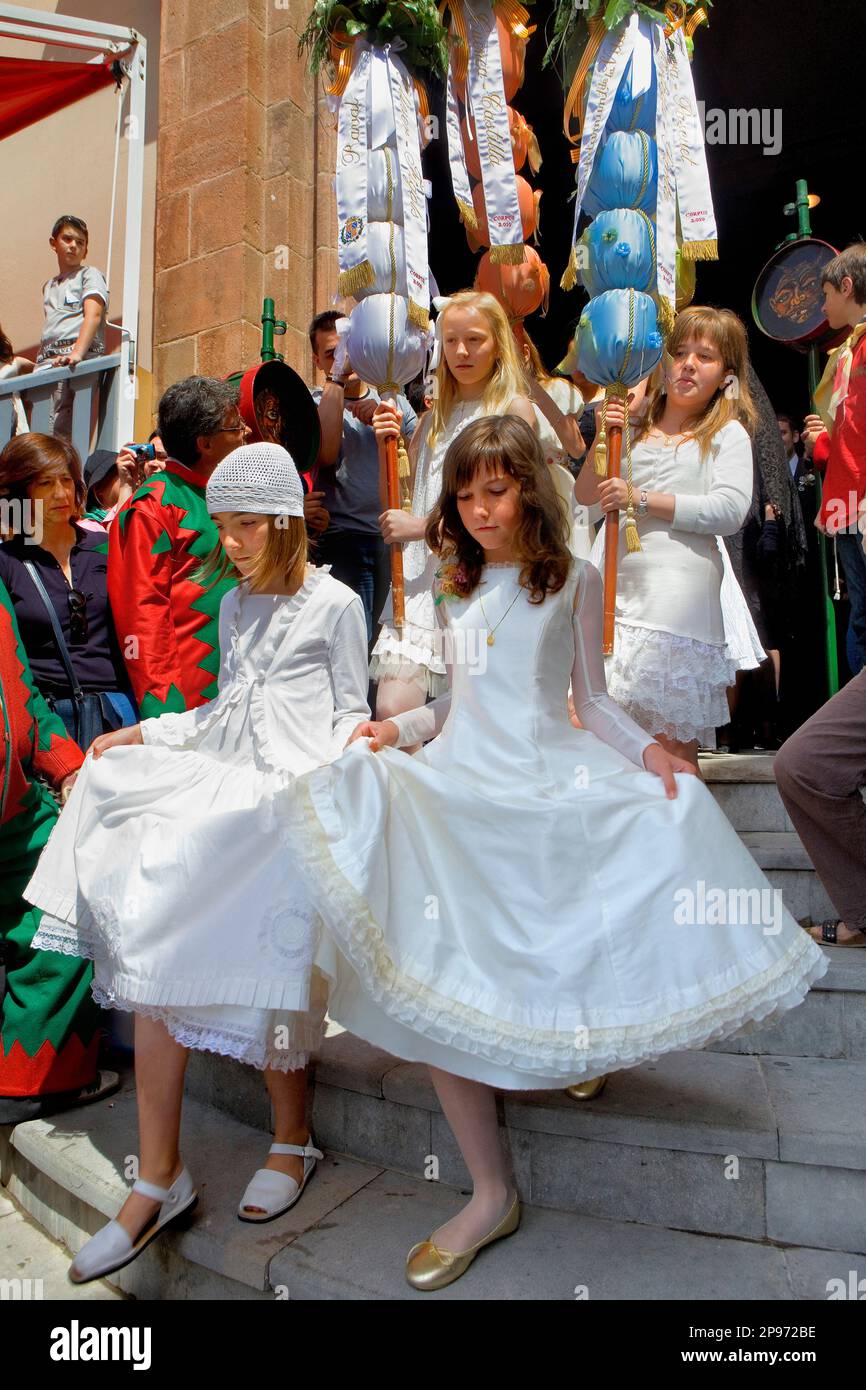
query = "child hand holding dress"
xmin=280 ymin=415 xmax=826 ymax=1291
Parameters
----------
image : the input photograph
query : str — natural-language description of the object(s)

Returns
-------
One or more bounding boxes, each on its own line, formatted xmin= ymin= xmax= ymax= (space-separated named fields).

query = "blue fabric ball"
xmin=575 ymin=289 xmax=664 ymax=387
xmin=580 ymin=210 xmax=655 ymax=295
xmin=583 ymin=131 xmax=657 ymax=219
xmin=605 ymin=54 xmax=657 ymax=134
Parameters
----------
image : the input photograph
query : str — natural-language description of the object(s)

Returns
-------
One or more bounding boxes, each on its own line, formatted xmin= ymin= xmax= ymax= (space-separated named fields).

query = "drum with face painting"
xmin=752 ymin=237 xmax=848 ymax=352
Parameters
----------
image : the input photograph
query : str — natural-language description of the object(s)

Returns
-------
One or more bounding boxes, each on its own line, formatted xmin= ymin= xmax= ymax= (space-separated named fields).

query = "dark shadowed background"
xmin=424 ymin=0 xmax=866 ymax=422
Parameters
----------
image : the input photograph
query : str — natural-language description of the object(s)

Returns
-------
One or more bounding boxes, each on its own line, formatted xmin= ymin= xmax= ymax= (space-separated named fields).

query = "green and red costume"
xmin=0 ymin=580 xmax=98 ymax=1096
xmin=108 ymin=460 xmax=236 ymax=718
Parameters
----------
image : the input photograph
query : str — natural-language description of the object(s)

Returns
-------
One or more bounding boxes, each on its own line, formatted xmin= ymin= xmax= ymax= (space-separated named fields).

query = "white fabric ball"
xmin=354 ymin=222 xmax=408 ymax=301
xmin=346 ymin=293 xmax=429 ymax=389
xmin=367 ymin=148 xmax=403 ymax=222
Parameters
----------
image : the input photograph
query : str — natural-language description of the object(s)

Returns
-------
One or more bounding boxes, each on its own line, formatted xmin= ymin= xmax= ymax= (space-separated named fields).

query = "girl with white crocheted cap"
xmin=578 ymin=306 xmax=762 ymax=768
xmin=24 ymin=442 xmax=370 ymax=1283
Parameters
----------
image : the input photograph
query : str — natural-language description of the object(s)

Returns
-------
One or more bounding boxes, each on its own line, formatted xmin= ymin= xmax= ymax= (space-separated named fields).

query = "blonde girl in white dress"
xmin=279 ymin=416 xmax=825 ymax=1290
xmin=24 ymin=444 xmax=370 ymax=1283
xmin=577 ymin=306 xmax=760 ymax=767
xmin=370 ymin=290 xmax=584 ymax=733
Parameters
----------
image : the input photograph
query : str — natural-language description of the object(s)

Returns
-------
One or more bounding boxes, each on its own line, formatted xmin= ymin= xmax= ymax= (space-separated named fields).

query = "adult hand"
xmin=347 ymin=396 xmax=378 ymax=427
xmin=379 ymin=508 xmax=422 ymax=544
xmin=346 ymin=719 xmax=400 ymax=752
xmin=59 ymin=772 xmax=78 ymax=805
xmin=371 ymin=401 xmax=403 ymax=447
xmin=642 ymin=742 xmax=697 ymax=799
xmin=89 ymin=725 xmax=144 ymax=759
xmin=304 ymin=491 xmax=330 ymax=534
xmin=801 ymin=413 xmax=825 ymax=458
xmin=116 ymin=446 xmax=142 ymax=491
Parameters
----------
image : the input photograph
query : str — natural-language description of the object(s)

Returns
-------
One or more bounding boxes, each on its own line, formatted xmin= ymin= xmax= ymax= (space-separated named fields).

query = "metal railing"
xmin=0 ymin=354 xmax=123 ymax=460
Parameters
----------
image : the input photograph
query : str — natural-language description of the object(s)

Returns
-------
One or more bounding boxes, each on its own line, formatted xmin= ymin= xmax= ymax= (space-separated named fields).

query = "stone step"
xmin=700 ymin=752 xmax=794 ymax=834
xmin=743 ymin=832 xmax=836 ymax=924
xmin=2 ymin=1073 xmax=864 ymax=1300
xmin=182 ymin=1028 xmax=866 ymax=1254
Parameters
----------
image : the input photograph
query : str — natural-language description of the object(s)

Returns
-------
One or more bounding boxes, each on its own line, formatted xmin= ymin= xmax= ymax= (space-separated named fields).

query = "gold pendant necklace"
xmin=478 ymin=585 xmax=522 ymax=646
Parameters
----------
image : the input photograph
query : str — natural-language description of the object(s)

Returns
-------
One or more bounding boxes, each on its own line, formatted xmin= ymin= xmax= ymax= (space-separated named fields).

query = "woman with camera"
xmin=0 ymin=432 xmax=138 ymax=747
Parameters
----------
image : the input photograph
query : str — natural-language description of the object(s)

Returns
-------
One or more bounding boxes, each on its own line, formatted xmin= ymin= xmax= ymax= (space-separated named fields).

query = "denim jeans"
xmin=836 ymin=531 xmax=866 ymax=667
xmin=313 ymin=529 xmax=390 ymax=649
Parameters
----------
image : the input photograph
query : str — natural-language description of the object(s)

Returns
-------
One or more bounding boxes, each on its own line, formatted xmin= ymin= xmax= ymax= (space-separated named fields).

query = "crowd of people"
xmin=1 ymin=227 xmax=865 ymax=1290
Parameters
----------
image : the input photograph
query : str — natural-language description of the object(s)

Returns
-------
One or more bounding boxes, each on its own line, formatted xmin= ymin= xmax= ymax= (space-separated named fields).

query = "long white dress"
xmin=370 ymin=399 xmax=489 ymax=696
xmin=278 ymin=558 xmax=826 ymax=1090
xmin=589 ymin=420 xmax=764 ymax=746
xmin=25 ymin=568 xmax=370 ymax=1071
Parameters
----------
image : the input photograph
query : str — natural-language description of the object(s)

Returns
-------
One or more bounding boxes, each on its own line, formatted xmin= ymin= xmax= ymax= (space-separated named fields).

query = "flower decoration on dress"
xmin=434 ymin=560 xmax=469 ymax=603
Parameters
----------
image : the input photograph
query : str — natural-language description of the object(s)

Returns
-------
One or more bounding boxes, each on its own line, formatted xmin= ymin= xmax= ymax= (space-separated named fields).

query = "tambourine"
xmin=752 ymin=238 xmax=848 ymax=353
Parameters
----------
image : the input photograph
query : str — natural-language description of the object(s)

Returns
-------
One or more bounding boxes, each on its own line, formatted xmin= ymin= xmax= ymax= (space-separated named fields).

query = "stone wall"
xmin=154 ymin=0 xmax=337 ymax=398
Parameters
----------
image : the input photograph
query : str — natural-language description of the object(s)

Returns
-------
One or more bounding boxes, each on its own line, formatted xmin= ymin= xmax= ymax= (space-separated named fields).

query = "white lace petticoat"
xmin=605 ymin=621 xmax=738 ymax=748
xmin=33 ymin=912 xmax=327 ymax=1073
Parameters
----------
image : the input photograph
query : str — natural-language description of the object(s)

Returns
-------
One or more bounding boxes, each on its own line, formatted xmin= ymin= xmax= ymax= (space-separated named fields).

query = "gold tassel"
xmin=594 ymin=433 xmax=607 ymax=476
xmin=397 ymin=436 xmax=411 ymax=481
xmin=457 ymin=198 xmax=478 ymax=230
xmin=681 ymin=238 xmax=718 ymax=262
xmin=408 ymin=300 xmax=430 ymax=332
xmin=625 ymin=511 xmax=643 ymax=553
xmin=560 ymin=244 xmax=578 ymax=292
xmin=656 ymin=295 xmax=677 ymax=341
xmin=489 ymin=242 xmax=526 ymax=266
xmin=337 ymin=260 xmax=375 ymax=297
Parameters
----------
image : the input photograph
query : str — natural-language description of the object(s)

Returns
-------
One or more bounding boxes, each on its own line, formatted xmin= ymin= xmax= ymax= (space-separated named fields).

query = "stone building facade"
xmin=154 ymin=0 xmax=337 ymax=397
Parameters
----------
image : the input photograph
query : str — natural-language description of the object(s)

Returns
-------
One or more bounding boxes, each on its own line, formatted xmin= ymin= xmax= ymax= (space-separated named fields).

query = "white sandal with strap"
xmin=69 ymin=1166 xmax=198 ymax=1285
xmin=238 ymin=1140 xmax=323 ymax=1223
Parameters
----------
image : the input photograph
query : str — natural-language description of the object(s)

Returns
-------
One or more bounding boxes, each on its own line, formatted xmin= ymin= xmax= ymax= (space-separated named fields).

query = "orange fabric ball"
xmin=466 ymin=176 xmax=540 ymax=252
xmin=474 ymin=245 xmax=549 ymax=322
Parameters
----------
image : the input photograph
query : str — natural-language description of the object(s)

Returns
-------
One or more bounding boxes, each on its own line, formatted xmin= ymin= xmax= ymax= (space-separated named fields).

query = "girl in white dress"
xmin=278 ymin=415 xmax=825 ymax=1290
xmin=24 ymin=444 xmax=370 ymax=1283
xmin=370 ymin=290 xmax=583 ymax=731
xmin=577 ymin=306 xmax=760 ymax=765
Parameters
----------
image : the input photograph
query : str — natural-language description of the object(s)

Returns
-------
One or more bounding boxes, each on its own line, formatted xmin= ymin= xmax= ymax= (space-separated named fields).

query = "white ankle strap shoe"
xmin=69 ymin=1166 xmax=198 ymax=1285
xmin=238 ymin=1140 xmax=323 ymax=1223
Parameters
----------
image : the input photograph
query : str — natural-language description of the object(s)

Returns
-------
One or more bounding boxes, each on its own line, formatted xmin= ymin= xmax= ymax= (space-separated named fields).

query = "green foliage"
xmin=298 ymin=0 xmax=449 ymax=80
xmin=543 ymin=0 xmax=711 ymax=74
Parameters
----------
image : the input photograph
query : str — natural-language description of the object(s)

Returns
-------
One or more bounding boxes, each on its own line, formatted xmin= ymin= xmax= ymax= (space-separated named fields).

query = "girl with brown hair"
xmin=280 ymin=414 xmax=823 ymax=1289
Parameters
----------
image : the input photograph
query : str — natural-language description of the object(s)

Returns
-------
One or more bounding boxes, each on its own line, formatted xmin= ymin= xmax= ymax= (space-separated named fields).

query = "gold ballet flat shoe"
xmin=565 ymin=1074 xmax=608 ymax=1102
xmin=405 ymin=1194 xmax=521 ymax=1292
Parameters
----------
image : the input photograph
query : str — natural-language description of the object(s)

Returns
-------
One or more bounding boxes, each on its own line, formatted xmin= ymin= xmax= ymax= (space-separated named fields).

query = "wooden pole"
xmin=602 ymin=421 xmax=623 ymax=655
xmin=384 ymin=433 xmax=405 ymax=632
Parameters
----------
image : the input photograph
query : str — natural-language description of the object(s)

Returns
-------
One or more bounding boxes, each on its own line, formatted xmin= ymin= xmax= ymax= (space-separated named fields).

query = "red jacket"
xmin=1 ymin=580 xmax=83 ymax=830
xmin=817 ymin=331 xmax=866 ymax=532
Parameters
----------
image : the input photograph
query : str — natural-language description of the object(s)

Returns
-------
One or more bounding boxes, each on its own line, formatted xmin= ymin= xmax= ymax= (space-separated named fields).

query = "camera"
xmin=129 ymin=443 xmax=157 ymax=462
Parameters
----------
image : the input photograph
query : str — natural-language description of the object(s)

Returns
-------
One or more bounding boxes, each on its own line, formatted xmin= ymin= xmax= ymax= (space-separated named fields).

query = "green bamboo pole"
xmin=791 ymin=181 xmax=839 ymax=699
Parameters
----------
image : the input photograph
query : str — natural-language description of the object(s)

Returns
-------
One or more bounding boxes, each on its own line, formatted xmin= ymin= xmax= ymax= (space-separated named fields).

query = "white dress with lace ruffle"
xmin=589 ymin=421 xmax=764 ymax=747
xmin=25 ymin=567 xmax=369 ymax=1071
xmin=278 ymin=558 xmax=826 ymax=1091
xmin=370 ymin=399 xmax=488 ymax=695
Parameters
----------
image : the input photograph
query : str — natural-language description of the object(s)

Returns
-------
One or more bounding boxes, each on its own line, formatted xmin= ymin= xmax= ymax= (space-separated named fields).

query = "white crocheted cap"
xmin=206 ymin=443 xmax=305 ymax=518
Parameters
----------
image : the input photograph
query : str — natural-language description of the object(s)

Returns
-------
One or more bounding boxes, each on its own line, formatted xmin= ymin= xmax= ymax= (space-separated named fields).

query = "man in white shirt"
xmin=37 ymin=215 xmax=109 ymax=438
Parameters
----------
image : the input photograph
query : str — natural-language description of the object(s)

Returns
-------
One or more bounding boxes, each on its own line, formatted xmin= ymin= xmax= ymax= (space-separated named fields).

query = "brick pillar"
xmin=154 ymin=0 xmax=337 ymax=399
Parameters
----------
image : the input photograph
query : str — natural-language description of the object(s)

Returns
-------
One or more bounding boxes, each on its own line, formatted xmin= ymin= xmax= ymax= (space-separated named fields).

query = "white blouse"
xmin=139 ymin=567 xmax=370 ymax=775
